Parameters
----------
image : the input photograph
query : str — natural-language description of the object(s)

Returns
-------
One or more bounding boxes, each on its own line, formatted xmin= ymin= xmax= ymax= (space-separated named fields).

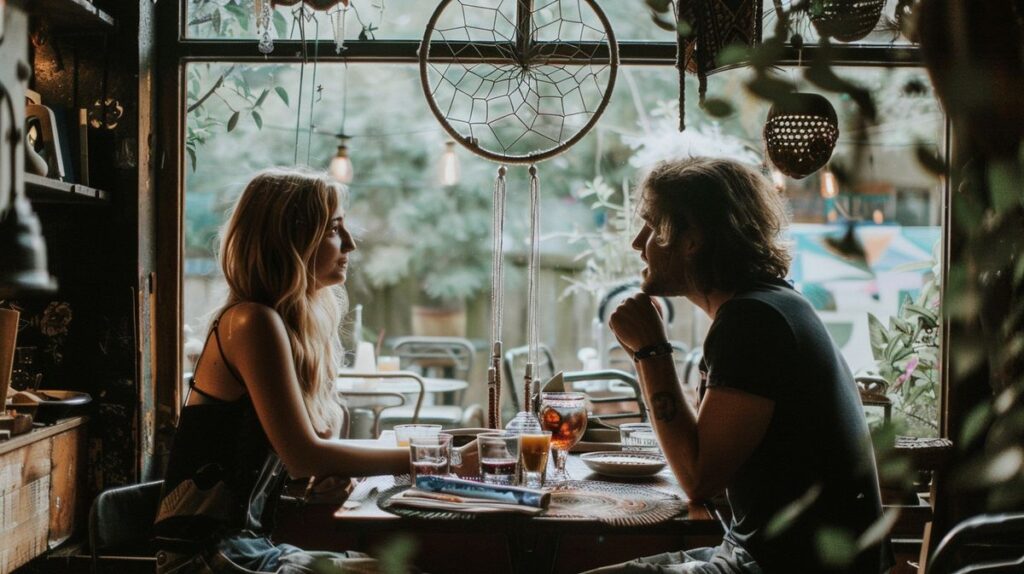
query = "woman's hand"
xmin=608 ymin=293 xmax=667 ymax=355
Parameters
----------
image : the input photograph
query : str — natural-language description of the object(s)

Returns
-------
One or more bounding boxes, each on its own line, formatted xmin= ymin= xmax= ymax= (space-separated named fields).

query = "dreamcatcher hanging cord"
xmin=525 ymin=164 xmax=541 ymax=408
xmin=488 ymin=165 xmax=508 ymax=428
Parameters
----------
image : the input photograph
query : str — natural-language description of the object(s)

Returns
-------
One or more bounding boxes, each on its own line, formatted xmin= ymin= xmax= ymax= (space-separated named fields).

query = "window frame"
xmin=155 ymin=0 xmax=950 ymax=463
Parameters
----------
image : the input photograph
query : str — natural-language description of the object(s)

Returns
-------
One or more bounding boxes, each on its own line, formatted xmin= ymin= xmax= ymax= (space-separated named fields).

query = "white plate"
xmin=579 ymin=451 xmax=667 ymax=478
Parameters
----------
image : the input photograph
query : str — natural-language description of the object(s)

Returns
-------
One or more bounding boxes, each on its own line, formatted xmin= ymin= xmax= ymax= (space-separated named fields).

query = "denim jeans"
xmin=156 ymin=532 xmax=382 ymax=574
xmin=582 ymin=536 xmax=763 ymax=574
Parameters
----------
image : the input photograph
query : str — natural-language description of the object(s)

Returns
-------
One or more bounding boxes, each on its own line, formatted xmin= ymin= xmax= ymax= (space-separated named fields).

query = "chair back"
xmin=391 ymin=336 xmax=475 ymax=380
xmin=927 ymin=512 xmax=1024 ymax=574
xmin=502 ymin=344 xmax=556 ymax=414
xmin=561 ymin=369 xmax=648 ymax=424
xmin=89 ymin=480 xmax=164 ymax=571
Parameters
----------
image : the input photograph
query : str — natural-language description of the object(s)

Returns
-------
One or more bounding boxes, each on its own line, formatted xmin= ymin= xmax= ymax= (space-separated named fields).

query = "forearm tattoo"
xmin=651 ymin=391 xmax=678 ymax=422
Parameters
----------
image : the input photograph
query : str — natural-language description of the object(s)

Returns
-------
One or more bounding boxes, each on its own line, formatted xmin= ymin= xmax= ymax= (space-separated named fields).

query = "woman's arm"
xmin=220 ymin=303 xmax=408 ymax=478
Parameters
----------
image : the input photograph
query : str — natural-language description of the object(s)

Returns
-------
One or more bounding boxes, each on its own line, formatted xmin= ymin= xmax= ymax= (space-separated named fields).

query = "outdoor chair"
xmin=377 ymin=336 xmax=483 ymax=430
xmin=337 ymin=371 xmax=426 ymax=437
xmin=926 ymin=513 xmax=1024 ymax=574
xmin=88 ymin=480 xmax=164 ymax=574
xmin=502 ymin=344 xmax=648 ymax=426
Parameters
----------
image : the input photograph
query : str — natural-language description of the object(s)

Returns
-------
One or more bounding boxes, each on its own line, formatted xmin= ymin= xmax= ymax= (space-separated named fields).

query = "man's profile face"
xmin=631 ymin=207 xmax=700 ymax=298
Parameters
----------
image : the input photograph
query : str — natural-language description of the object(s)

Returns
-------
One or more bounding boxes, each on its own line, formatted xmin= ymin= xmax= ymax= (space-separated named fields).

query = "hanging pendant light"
xmin=820 ymin=166 xmax=839 ymax=198
xmin=764 ymin=92 xmax=839 ymax=179
xmin=438 ymin=140 xmax=460 ymax=187
xmin=329 ymin=136 xmax=353 ymax=184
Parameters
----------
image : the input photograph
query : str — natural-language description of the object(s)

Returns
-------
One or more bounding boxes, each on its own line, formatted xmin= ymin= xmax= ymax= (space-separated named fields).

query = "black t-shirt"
xmin=701 ymin=278 xmax=893 ymax=574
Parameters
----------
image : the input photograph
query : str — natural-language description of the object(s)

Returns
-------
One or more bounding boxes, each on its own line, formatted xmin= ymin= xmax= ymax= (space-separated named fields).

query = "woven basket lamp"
xmin=764 ymin=93 xmax=839 ymax=179
xmin=809 ymin=0 xmax=886 ymax=42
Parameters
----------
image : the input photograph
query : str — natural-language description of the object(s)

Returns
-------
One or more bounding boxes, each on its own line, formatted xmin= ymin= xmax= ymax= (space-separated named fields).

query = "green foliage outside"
xmin=867 ymin=246 xmax=941 ymax=437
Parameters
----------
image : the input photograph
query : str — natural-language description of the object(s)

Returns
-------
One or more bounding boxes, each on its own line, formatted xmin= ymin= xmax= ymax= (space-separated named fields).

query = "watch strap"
xmin=633 ymin=341 xmax=674 ymax=362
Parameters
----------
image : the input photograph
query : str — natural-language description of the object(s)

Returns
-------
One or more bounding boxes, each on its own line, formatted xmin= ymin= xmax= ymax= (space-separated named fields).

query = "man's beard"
xmin=640 ymin=263 xmax=698 ymax=298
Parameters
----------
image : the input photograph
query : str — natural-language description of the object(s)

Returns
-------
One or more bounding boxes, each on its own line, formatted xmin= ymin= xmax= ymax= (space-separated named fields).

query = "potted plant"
xmin=359 ymin=182 xmax=492 ymax=337
xmin=866 ymin=250 xmax=942 ymax=438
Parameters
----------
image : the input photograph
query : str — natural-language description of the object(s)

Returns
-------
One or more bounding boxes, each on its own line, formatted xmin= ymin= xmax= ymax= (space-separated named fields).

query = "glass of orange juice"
xmin=518 ymin=431 xmax=552 ymax=488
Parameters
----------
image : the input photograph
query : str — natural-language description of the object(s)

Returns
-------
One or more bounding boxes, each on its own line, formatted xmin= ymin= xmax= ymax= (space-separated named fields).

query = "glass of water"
xmin=619 ymin=423 xmax=660 ymax=454
xmin=409 ymin=433 xmax=453 ymax=479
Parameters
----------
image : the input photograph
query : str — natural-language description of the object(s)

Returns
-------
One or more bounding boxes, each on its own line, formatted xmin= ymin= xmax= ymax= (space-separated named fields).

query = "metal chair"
xmin=503 ymin=344 xmax=648 ymax=425
xmin=390 ymin=336 xmax=475 ymax=381
xmin=88 ymin=480 xmax=164 ymax=573
xmin=502 ymin=344 xmax=557 ymax=416
xmin=336 ymin=371 xmax=426 ymax=437
xmin=377 ymin=336 xmax=483 ymax=430
xmin=927 ymin=513 xmax=1024 ymax=574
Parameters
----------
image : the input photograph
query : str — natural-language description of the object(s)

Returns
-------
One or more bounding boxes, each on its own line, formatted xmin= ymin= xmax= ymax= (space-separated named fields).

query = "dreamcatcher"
xmin=419 ymin=0 xmax=618 ymax=428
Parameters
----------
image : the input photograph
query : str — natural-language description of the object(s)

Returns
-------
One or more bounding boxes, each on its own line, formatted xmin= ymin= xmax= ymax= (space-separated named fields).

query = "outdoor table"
xmin=314 ymin=437 xmax=723 ymax=574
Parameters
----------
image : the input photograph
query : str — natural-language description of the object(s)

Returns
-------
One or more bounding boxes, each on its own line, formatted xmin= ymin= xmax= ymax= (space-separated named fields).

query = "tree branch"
xmin=187 ymin=64 xmax=236 ymax=113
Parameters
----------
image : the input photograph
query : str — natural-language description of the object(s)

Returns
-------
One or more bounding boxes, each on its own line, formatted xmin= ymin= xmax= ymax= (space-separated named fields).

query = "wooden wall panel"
xmin=0 ymin=440 xmax=53 ymax=574
xmin=48 ymin=425 xmax=85 ymax=548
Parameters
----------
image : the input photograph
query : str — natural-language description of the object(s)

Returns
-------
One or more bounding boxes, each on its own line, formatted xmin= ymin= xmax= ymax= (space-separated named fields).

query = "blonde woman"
xmin=155 ymin=168 xmax=423 ymax=573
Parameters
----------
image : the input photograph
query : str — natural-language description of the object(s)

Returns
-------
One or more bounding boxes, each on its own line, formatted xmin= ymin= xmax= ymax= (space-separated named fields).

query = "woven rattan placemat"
xmin=377 ymin=480 xmax=683 ymax=526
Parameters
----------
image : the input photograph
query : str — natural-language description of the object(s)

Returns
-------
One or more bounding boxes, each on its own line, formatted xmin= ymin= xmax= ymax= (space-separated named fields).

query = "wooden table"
xmin=311 ymin=452 xmax=722 ymax=574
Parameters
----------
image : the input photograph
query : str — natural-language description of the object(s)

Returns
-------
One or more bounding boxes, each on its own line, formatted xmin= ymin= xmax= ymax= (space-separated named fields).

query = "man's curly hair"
xmin=638 ymin=157 xmax=792 ymax=294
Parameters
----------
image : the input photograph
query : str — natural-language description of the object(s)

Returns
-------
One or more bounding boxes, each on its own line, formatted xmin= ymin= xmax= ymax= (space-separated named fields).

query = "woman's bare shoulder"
xmin=219 ymin=302 xmax=287 ymax=340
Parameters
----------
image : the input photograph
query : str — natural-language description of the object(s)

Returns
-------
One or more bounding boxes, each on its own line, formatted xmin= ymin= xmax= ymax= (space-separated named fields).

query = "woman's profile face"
xmin=312 ymin=206 xmax=356 ymax=289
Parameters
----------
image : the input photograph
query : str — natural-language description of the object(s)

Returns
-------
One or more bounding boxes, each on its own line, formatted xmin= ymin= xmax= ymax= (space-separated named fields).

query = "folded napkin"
xmin=389 ymin=488 xmax=544 ymax=515
xmin=414 ymin=475 xmax=550 ymax=509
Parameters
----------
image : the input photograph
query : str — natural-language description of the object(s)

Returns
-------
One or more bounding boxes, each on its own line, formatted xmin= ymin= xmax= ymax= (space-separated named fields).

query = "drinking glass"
xmin=619 ymin=423 xmax=660 ymax=454
xmin=518 ymin=431 xmax=551 ymax=489
xmin=540 ymin=392 xmax=588 ymax=483
xmin=377 ymin=356 xmax=401 ymax=372
xmin=477 ymin=432 xmax=519 ymax=485
xmin=394 ymin=424 xmax=442 ymax=447
xmin=409 ymin=432 xmax=453 ymax=480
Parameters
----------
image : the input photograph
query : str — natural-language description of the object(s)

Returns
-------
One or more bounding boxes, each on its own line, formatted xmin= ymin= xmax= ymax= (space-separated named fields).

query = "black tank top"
xmin=154 ymin=308 xmax=287 ymax=547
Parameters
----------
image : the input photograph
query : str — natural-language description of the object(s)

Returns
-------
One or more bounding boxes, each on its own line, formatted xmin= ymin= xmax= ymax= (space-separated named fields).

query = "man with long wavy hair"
xmin=593 ymin=158 xmax=892 ymax=573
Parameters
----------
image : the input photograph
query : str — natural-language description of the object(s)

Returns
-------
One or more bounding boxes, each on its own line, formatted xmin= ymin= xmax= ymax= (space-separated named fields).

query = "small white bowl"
xmin=579 ymin=451 xmax=667 ymax=478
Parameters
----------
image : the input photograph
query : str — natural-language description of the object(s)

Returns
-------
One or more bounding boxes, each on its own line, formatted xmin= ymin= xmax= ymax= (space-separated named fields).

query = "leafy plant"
xmin=360 ymin=182 xmax=492 ymax=307
xmin=559 ymin=176 xmax=642 ymax=303
xmin=867 ymin=249 xmax=942 ymax=437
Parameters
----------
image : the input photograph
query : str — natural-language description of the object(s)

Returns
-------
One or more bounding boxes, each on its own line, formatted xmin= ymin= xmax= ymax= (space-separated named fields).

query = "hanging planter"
xmin=809 ymin=0 xmax=886 ymax=42
xmin=676 ymin=0 xmax=763 ymax=130
xmin=763 ymin=92 xmax=839 ymax=179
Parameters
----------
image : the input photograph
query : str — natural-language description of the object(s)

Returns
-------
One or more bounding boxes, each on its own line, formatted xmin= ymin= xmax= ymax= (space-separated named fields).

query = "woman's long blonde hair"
xmin=217 ymin=167 xmax=347 ymax=435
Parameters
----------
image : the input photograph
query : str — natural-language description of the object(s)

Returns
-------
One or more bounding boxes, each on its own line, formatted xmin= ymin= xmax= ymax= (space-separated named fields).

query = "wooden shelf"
xmin=25 ymin=173 xmax=110 ymax=204
xmin=25 ymin=0 xmax=116 ymax=34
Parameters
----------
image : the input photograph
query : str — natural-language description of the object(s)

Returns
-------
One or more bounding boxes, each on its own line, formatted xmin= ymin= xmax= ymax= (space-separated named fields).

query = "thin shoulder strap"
xmin=211 ymin=303 xmax=247 ymax=391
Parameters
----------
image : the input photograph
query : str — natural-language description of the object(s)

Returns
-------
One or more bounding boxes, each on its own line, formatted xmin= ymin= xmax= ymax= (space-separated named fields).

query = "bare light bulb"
xmin=770 ymin=169 xmax=786 ymax=193
xmin=820 ymin=169 xmax=838 ymax=199
xmin=329 ymin=142 xmax=354 ymax=184
xmin=872 ymin=209 xmax=884 ymax=224
xmin=439 ymin=140 xmax=460 ymax=186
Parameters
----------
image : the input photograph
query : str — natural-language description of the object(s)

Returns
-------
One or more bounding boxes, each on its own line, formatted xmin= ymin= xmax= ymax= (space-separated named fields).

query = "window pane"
xmin=184 ymin=62 xmax=943 ymax=435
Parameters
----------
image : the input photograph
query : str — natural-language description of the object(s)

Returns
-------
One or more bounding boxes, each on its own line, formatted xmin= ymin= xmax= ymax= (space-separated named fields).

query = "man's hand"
xmin=608 ymin=293 xmax=667 ymax=355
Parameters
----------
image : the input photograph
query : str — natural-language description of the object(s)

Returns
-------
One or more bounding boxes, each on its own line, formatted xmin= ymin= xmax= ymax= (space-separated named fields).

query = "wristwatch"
xmin=633 ymin=341 xmax=674 ymax=362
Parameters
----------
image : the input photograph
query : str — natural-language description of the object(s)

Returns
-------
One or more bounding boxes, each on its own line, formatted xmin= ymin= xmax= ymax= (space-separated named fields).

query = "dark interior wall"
xmin=4 ymin=1 xmax=147 ymax=490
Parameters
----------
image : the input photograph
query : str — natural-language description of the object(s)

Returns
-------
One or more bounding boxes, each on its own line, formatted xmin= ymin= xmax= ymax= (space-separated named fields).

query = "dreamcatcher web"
xmin=422 ymin=0 xmax=617 ymax=163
